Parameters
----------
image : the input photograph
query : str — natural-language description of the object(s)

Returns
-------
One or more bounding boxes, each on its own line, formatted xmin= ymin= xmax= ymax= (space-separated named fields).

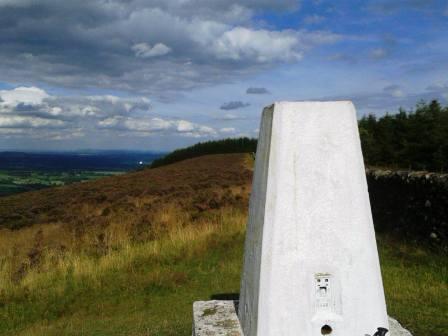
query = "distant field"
xmin=0 ymin=170 xmax=124 ymax=197
xmin=0 ymin=151 xmax=163 ymax=197
xmin=0 ymin=154 xmax=446 ymax=335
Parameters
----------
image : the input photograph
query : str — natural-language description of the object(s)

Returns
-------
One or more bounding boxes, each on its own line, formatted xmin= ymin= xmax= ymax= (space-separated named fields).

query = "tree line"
xmin=359 ymin=100 xmax=448 ymax=172
xmin=150 ymin=137 xmax=257 ymax=168
xmin=151 ymin=100 xmax=448 ymax=172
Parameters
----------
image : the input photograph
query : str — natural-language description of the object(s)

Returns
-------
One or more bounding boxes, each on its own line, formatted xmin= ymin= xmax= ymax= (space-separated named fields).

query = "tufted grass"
xmin=0 ymin=207 xmax=246 ymax=336
xmin=379 ymin=237 xmax=448 ymax=336
xmin=0 ymin=209 xmax=446 ymax=335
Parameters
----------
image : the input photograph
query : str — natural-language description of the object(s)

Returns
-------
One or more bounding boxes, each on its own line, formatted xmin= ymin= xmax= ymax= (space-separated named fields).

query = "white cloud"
xmin=176 ymin=120 xmax=195 ymax=132
xmin=86 ymin=95 xmax=121 ymax=104
xmin=0 ymin=86 xmax=50 ymax=110
xmin=185 ymin=20 xmax=339 ymax=64
xmin=216 ymin=113 xmax=245 ymax=121
xmin=198 ymin=125 xmax=215 ymax=134
xmin=209 ymin=27 xmax=303 ymax=62
xmin=182 ymin=15 xmax=337 ymax=68
xmin=0 ymin=87 xmax=152 ymax=123
xmin=220 ymin=127 xmax=236 ymax=133
xmin=132 ymin=42 xmax=172 ymax=58
xmin=0 ymin=128 xmax=24 ymax=134
xmin=383 ymin=85 xmax=405 ymax=98
xmin=69 ymin=95 xmax=151 ymax=117
xmin=48 ymin=129 xmax=85 ymax=140
xmin=0 ymin=115 xmax=66 ymax=128
xmin=98 ymin=117 xmax=119 ymax=128
xmin=97 ymin=115 xmax=216 ymax=138
xmin=0 ymin=2 xmax=342 ymax=98
xmin=0 ymin=86 xmax=159 ymax=142
xmin=0 ymin=86 xmax=67 ymax=120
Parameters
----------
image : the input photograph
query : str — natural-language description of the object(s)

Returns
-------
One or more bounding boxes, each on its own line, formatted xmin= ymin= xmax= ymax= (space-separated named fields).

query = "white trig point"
xmin=238 ymin=101 xmax=390 ymax=336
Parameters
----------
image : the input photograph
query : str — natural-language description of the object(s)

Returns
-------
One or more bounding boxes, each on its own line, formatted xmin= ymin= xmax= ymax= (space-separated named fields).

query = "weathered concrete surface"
xmin=388 ymin=317 xmax=413 ymax=336
xmin=192 ymin=300 xmax=412 ymax=336
xmin=238 ymin=104 xmax=273 ymax=336
xmin=239 ymin=102 xmax=389 ymax=336
xmin=193 ymin=300 xmax=243 ymax=336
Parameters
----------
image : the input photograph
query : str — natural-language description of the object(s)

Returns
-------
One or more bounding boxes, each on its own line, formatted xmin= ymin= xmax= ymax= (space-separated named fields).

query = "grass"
xmin=0 ymin=207 xmax=246 ymax=336
xmin=0 ymin=154 xmax=446 ymax=335
xmin=379 ymin=237 xmax=448 ymax=335
xmin=0 ymin=207 xmax=446 ymax=335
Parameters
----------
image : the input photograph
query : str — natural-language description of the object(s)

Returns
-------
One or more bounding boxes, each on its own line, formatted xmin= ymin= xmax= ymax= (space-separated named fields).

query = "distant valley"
xmin=0 ymin=151 xmax=164 ymax=197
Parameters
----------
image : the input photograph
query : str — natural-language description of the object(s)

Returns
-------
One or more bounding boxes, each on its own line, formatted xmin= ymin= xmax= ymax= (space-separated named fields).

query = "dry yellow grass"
xmin=0 ymin=205 xmax=245 ymax=296
xmin=0 ymin=204 xmax=247 ymax=336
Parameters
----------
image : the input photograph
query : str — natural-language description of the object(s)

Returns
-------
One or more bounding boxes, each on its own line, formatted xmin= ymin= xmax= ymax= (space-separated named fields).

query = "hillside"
xmin=0 ymin=153 xmax=251 ymax=231
xmin=0 ymin=154 xmax=446 ymax=336
xmin=150 ymin=137 xmax=256 ymax=168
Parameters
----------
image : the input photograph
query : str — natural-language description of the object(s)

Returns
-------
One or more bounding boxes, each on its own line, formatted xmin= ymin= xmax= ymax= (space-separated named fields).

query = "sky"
xmin=0 ymin=0 xmax=447 ymax=151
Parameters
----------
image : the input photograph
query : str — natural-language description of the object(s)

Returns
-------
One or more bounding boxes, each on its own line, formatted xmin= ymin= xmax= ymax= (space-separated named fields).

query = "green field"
xmin=0 ymin=170 xmax=123 ymax=197
xmin=0 ymin=209 xmax=446 ymax=336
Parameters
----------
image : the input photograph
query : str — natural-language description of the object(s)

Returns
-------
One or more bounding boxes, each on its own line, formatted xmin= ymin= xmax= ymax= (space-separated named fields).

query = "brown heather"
xmin=0 ymin=154 xmax=446 ymax=336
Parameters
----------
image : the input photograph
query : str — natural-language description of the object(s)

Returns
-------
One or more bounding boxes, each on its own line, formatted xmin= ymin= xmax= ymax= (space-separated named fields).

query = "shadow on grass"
xmin=210 ymin=293 xmax=239 ymax=301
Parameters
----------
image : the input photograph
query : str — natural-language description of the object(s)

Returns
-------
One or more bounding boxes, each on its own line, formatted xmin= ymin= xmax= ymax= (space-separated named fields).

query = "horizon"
xmin=0 ymin=149 xmax=166 ymax=154
xmin=1 ymin=1 xmax=447 ymax=151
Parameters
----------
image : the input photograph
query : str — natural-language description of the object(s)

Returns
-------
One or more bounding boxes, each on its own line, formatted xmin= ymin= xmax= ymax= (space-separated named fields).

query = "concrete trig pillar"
xmin=238 ymin=101 xmax=389 ymax=336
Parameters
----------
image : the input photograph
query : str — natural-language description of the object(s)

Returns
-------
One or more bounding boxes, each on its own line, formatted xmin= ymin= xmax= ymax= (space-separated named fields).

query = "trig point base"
xmin=192 ymin=301 xmax=412 ymax=336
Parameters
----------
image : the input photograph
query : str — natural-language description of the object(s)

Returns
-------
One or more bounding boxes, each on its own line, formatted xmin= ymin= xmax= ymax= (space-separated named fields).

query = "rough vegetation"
xmin=0 ymin=154 xmax=446 ymax=336
xmin=0 ymin=154 xmax=252 ymax=336
xmin=149 ymin=138 xmax=257 ymax=168
xmin=0 ymin=154 xmax=251 ymax=231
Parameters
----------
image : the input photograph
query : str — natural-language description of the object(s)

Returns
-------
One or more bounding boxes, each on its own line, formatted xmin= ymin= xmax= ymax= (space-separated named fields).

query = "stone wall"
xmin=367 ymin=168 xmax=448 ymax=250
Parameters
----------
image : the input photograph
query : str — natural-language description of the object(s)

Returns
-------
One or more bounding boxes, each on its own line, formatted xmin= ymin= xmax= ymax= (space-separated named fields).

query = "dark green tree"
xmin=360 ymin=100 xmax=448 ymax=171
xmin=150 ymin=137 xmax=257 ymax=168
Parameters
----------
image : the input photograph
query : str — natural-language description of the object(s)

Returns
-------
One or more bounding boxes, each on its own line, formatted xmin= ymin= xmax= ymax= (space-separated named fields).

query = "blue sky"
xmin=0 ymin=0 xmax=447 ymax=151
